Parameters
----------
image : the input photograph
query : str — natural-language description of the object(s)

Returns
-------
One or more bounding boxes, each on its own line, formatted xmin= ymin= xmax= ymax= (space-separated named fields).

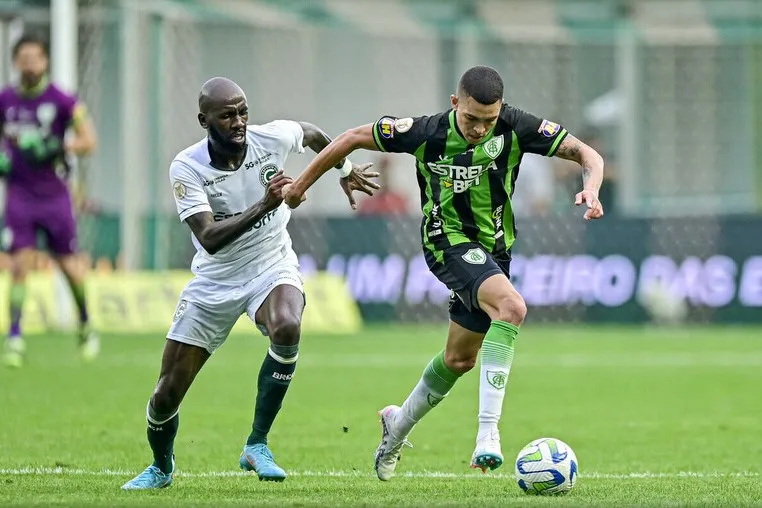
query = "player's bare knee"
xmin=150 ymin=389 xmax=177 ymax=416
xmin=444 ymin=349 xmax=477 ymax=375
xmin=494 ymin=293 xmax=527 ymax=326
xmin=269 ymin=316 xmax=301 ymax=346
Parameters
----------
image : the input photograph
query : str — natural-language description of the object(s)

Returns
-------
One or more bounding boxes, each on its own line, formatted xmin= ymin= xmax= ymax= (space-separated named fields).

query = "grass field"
xmin=1 ymin=324 xmax=761 ymax=506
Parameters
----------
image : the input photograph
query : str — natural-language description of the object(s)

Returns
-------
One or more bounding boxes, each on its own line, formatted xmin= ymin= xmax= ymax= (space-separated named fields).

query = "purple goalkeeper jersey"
xmin=0 ymin=80 xmax=79 ymax=198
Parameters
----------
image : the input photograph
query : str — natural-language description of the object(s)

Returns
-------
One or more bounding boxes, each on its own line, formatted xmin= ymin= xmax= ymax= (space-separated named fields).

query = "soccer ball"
xmin=514 ymin=437 xmax=578 ymax=495
xmin=638 ymin=280 xmax=688 ymax=325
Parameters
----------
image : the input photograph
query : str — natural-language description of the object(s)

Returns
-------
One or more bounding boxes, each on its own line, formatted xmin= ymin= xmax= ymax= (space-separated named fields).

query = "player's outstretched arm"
xmin=184 ymin=170 xmax=292 ymax=255
xmin=298 ymin=122 xmax=380 ymax=209
xmin=66 ymin=103 xmax=97 ymax=156
xmin=298 ymin=121 xmax=349 ymax=167
xmin=554 ymin=134 xmax=605 ymax=221
xmin=284 ymin=124 xmax=379 ymax=209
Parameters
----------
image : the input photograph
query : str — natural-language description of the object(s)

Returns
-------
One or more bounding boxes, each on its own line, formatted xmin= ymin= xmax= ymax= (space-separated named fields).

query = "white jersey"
xmin=169 ymin=120 xmax=305 ymax=285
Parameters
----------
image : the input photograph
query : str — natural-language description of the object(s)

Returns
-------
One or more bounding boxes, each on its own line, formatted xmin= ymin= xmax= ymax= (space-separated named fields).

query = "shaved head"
xmin=197 ymin=76 xmax=249 ymax=154
xmin=198 ymin=77 xmax=246 ymax=114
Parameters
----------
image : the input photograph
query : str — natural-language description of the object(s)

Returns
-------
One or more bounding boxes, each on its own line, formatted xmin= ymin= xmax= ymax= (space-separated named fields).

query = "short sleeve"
xmin=372 ymin=116 xmax=429 ymax=156
xmin=268 ymin=120 xmax=305 ymax=155
xmin=169 ymin=160 xmax=212 ymax=222
xmin=70 ymin=102 xmax=88 ymax=128
xmin=57 ymin=91 xmax=80 ymax=127
xmin=503 ymin=107 xmax=568 ymax=157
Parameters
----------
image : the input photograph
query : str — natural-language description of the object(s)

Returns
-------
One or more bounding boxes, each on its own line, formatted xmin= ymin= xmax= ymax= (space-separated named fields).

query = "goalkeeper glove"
xmin=17 ymin=130 xmax=63 ymax=167
xmin=0 ymin=151 xmax=10 ymax=177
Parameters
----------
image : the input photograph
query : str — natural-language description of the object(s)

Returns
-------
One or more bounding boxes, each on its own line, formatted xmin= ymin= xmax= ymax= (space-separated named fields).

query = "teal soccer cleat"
xmin=239 ymin=443 xmax=287 ymax=481
xmin=470 ymin=430 xmax=504 ymax=473
xmin=121 ymin=457 xmax=174 ymax=490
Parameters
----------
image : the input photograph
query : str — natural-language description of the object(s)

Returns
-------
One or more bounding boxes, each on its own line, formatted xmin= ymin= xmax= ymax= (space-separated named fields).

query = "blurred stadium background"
xmin=1 ymin=0 xmax=762 ymax=333
xmin=2 ymin=2 xmax=762 ymax=505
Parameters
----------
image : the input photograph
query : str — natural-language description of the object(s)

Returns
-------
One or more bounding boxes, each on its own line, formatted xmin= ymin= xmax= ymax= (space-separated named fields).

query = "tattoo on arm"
xmin=554 ymin=133 xmax=605 ymax=195
xmin=582 ymin=166 xmax=593 ymax=186
xmin=555 ymin=135 xmax=583 ymax=161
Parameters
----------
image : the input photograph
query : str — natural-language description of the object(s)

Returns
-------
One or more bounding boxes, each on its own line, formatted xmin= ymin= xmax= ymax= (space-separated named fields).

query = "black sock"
xmin=247 ymin=347 xmax=298 ymax=446
xmin=147 ymin=404 xmax=179 ymax=474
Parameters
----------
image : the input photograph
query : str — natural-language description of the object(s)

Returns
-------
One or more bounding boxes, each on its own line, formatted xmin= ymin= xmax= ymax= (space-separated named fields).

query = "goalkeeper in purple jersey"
xmin=0 ymin=34 xmax=99 ymax=367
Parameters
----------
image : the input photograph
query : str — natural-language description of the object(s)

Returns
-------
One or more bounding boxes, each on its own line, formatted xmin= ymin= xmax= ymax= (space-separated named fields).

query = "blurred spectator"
xmin=357 ymin=155 xmax=409 ymax=216
xmin=512 ymin=153 xmax=554 ymax=217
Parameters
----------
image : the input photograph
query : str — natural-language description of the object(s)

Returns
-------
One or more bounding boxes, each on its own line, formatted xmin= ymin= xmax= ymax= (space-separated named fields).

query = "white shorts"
xmin=166 ymin=261 xmax=304 ymax=354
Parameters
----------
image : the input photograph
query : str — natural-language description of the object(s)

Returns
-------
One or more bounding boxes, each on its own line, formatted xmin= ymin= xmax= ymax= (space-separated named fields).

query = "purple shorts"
xmin=3 ymin=188 xmax=77 ymax=255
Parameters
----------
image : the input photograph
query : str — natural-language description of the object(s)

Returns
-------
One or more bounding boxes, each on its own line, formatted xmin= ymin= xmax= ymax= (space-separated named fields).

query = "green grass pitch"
xmin=1 ymin=324 xmax=760 ymax=506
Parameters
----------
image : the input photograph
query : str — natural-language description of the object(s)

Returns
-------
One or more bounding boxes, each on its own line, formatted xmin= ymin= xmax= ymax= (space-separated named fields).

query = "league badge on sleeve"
xmin=379 ymin=117 xmax=396 ymax=139
xmin=394 ymin=117 xmax=414 ymax=134
xmin=173 ymin=181 xmax=187 ymax=199
xmin=538 ymin=119 xmax=561 ymax=138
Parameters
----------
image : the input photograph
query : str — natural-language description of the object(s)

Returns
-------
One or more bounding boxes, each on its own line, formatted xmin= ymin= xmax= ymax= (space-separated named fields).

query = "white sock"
xmin=477 ymin=321 xmax=519 ymax=441
xmin=396 ymin=350 xmax=461 ymax=436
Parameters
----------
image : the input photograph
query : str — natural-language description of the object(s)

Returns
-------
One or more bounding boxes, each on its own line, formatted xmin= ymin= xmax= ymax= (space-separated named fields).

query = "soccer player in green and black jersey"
xmin=285 ymin=66 xmax=605 ymax=480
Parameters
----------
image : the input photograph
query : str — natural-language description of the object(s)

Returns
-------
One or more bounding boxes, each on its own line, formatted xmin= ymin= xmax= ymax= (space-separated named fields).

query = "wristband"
xmin=336 ymin=158 xmax=352 ymax=178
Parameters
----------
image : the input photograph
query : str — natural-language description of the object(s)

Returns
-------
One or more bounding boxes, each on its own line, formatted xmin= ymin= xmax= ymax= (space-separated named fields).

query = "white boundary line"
xmin=0 ymin=467 xmax=758 ymax=480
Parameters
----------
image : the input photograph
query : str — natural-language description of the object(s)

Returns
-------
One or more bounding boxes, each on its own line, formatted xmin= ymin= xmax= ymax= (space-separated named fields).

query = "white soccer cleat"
xmin=79 ymin=328 xmax=100 ymax=362
xmin=374 ymin=405 xmax=413 ymax=481
xmin=3 ymin=337 xmax=25 ymax=368
xmin=471 ymin=430 xmax=504 ymax=473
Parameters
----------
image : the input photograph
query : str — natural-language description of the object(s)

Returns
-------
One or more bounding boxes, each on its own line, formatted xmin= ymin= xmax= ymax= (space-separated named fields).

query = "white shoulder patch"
xmin=394 ymin=117 xmax=414 ymax=134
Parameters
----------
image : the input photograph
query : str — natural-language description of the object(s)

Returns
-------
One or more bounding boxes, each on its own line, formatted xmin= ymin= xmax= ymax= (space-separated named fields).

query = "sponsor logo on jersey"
xmin=213 ymin=209 xmax=278 ymax=230
xmin=394 ymin=117 xmax=414 ymax=134
xmin=253 ymin=209 xmax=278 ymax=229
xmin=245 ymin=161 xmax=255 ymax=170
xmin=427 ymin=204 xmax=443 ymax=238
xmin=203 ymin=175 xmax=229 ymax=187
xmin=260 ymin=163 xmax=279 ymax=187
xmin=210 ymin=192 xmax=222 ymax=198
xmin=492 ymin=205 xmax=505 ymax=239
xmin=483 ymin=134 xmax=504 ymax=159
xmin=538 ymin=119 xmax=561 ymax=138
xmin=379 ymin=117 xmax=395 ymax=139
xmin=462 ymin=248 xmax=487 ymax=265
xmin=173 ymin=181 xmax=187 ymax=199
xmin=254 ymin=153 xmax=273 ymax=165
xmin=428 ymin=160 xmax=498 ymax=193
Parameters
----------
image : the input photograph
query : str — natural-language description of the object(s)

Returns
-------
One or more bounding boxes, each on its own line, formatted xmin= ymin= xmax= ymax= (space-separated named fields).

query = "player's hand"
xmin=575 ymin=189 xmax=604 ymax=221
xmin=340 ymin=162 xmax=380 ymax=210
xmin=262 ymin=170 xmax=293 ymax=211
xmin=283 ymin=183 xmax=307 ymax=209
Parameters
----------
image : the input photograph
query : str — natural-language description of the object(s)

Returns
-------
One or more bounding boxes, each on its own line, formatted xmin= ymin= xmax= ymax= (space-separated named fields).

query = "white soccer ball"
xmin=638 ymin=280 xmax=688 ymax=325
xmin=514 ymin=437 xmax=578 ymax=495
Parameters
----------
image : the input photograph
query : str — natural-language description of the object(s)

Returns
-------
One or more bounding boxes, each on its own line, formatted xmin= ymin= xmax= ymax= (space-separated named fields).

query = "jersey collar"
xmin=449 ymin=109 xmax=497 ymax=146
xmin=17 ymin=75 xmax=50 ymax=98
xmin=449 ymin=109 xmax=467 ymax=144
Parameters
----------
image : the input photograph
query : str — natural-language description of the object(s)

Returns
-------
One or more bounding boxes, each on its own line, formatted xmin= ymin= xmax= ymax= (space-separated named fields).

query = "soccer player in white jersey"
xmin=122 ymin=77 xmax=378 ymax=490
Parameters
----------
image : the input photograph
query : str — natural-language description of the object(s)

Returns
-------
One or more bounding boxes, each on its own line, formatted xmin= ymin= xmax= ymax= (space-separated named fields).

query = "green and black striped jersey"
xmin=371 ymin=105 xmax=567 ymax=262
